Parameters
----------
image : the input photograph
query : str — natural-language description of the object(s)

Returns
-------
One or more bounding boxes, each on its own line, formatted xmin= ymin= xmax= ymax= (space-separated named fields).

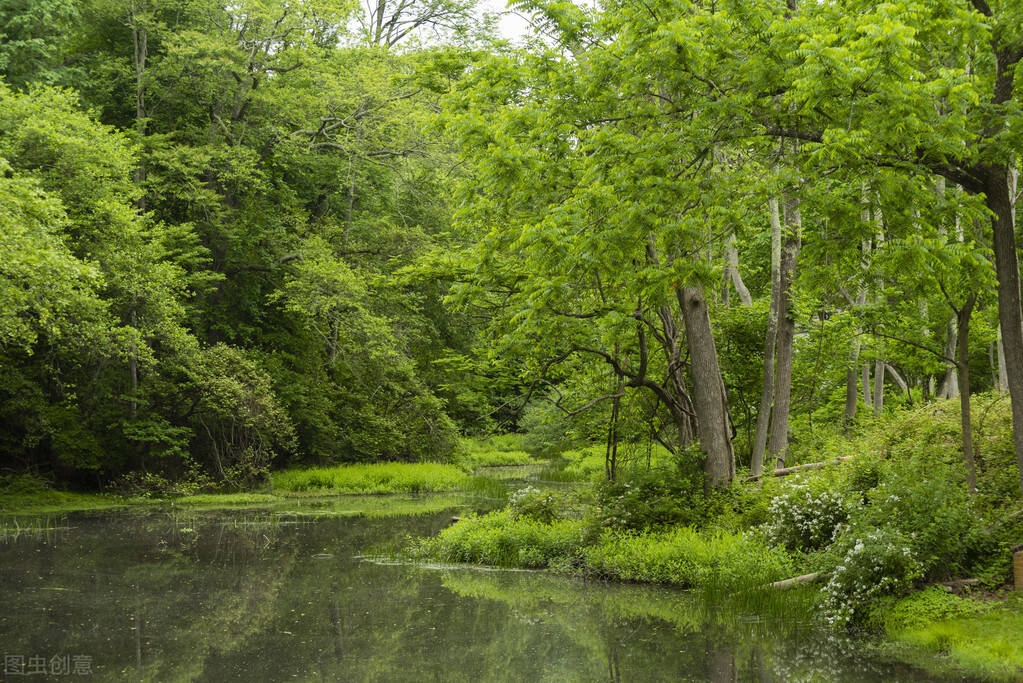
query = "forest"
xmin=2 ymin=0 xmax=1023 ymax=676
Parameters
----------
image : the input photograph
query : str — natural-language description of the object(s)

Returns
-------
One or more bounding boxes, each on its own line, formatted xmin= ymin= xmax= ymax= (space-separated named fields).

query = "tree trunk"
xmin=751 ymin=198 xmax=782 ymax=476
xmin=767 ymin=198 xmax=801 ymax=468
xmin=957 ymin=293 xmax=979 ymax=495
xmin=862 ymin=363 xmax=872 ymax=410
xmin=939 ymin=317 xmax=960 ymax=398
xmin=677 ymin=285 xmax=734 ymax=489
xmin=986 ymin=163 xmax=1023 ymax=497
xmin=872 ymin=360 xmax=885 ymax=415
xmin=998 ymin=325 xmax=1010 ymax=393
xmin=884 ymin=363 xmax=913 ymax=404
xmin=725 ymin=232 xmax=753 ymax=306
xmin=844 ymin=290 xmax=867 ymax=424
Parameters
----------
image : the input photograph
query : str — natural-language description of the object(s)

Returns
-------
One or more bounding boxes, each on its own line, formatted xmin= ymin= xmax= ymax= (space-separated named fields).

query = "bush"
xmin=765 ymin=478 xmax=848 ymax=551
xmin=508 ymin=486 xmax=560 ymax=523
xmin=818 ymin=526 xmax=922 ymax=628
xmin=595 ymin=450 xmax=708 ymax=531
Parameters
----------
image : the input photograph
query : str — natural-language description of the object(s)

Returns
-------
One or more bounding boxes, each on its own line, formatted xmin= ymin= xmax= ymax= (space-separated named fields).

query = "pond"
xmin=0 ymin=496 xmax=974 ymax=681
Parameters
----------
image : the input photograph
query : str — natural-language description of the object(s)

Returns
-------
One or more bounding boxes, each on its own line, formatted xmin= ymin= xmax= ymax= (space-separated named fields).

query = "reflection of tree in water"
xmin=0 ymin=510 xmax=965 ymax=682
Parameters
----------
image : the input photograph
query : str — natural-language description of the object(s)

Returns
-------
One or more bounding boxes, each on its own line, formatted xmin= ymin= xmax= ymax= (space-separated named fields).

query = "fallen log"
xmin=767 ymin=572 xmax=822 ymax=591
xmin=745 ymin=456 xmax=857 ymax=482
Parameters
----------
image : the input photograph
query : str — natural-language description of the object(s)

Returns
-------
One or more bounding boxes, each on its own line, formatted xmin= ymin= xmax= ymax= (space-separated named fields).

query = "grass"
xmin=407 ymin=509 xmax=589 ymax=568
xmin=460 ymin=475 xmax=512 ymax=503
xmin=462 ymin=433 xmax=531 ymax=454
xmin=581 ymin=527 xmax=794 ymax=593
xmin=272 ymin=462 xmax=468 ymax=494
xmin=0 ymin=490 xmax=141 ymax=515
xmin=872 ymin=591 xmax=1023 ymax=681
xmin=536 ymin=443 xmax=676 ymax=483
xmin=464 ymin=450 xmax=536 ymax=468
xmin=407 ymin=508 xmax=793 ymax=595
xmin=173 ymin=493 xmax=281 ymax=507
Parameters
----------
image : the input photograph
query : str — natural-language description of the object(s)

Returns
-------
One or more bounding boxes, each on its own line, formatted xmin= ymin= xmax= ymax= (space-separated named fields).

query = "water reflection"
xmin=0 ymin=507 xmax=972 ymax=681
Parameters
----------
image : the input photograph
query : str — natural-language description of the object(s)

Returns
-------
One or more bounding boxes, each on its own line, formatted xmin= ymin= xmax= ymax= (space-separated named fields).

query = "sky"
xmin=482 ymin=0 xmax=534 ymax=43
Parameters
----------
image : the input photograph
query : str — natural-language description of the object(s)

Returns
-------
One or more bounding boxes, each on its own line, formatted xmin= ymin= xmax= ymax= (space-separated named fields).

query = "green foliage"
xmin=595 ymin=450 xmax=710 ymax=531
xmin=866 ymin=587 xmax=990 ymax=634
xmin=408 ymin=509 xmax=589 ymax=568
xmin=507 ymin=485 xmax=560 ymax=523
xmin=581 ymin=527 xmax=793 ymax=593
xmin=875 ymin=594 xmax=1023 ymax=681
xmin=272 ymin=462 xmax=468 ymax=494
xmin=187 ymin=345 xmax=296 ymax=488
xmin=818 ymin=526 xmax=922 ymax=629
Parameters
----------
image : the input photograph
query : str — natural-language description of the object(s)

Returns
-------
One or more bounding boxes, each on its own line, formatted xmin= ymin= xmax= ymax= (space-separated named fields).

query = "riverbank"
xmin=870 ymin=588 xmax=1023 ymax=680
xmin=404 ymin=398 xmax=1023 ymax=679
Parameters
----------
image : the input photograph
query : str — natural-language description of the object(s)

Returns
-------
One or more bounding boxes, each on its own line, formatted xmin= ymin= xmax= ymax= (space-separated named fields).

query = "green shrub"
xmin=0 ymin=473 xmax=52 ymax=494
xmin=508 ymin=485 xmax=560 ymax=523
xmin=595 ymin=450 xmax=708 ymax=531
xmin=818 ymin=526 xmax=922 ymax=628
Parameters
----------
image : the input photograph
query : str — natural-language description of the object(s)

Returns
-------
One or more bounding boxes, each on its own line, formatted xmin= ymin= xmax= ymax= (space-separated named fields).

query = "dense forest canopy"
xmin=1 ymin=0 xmax=1021 ymax=495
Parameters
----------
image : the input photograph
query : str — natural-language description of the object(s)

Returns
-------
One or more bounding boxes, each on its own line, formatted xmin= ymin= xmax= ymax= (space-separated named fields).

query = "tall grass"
xmin=272 ymin=462 xmax=467 ymax=494
xmin=408 ymin=509 xmax=793 ymax=596
xmin=465 ymin=450 xmax=536 ymax=468
xmin=407 ymin=509 xmax=588 ymax=568
xmin=582 ymin=527 xmax=794 ymax=593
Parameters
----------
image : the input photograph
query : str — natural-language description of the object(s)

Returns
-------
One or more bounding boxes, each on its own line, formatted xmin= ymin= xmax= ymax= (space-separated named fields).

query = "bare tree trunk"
xmin=987 ymin=163 xmax=1023 ymax=497
xmin=751 ymin=198 xmax=782 ymax=476
xmin=939 ymin=317 xmax=960 ymax=398
xmin=884 ymin=363 xmax=913 ymax=404
xmin=725 ymin=232 xmax=753 ymax=306
xmin=767 ymin=198 xmax=801 ymax=468
xmin=862 ymin=363 xmax=872 ymax=411
xmin=873 ymin=360 xmax=885 ymax=415
xmin=844 ymin=361 xmax=860 ymax=422
xmin=677 ymin=286 xmax=734 ymax=489
xmin=844 ymin=292 xmax=867 ymax=423
xmin=957 ymin=293 xmax=979 ymax=494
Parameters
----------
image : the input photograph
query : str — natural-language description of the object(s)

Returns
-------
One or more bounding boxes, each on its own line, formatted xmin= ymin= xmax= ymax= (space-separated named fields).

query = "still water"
xmin=0 ymin=501 xmax=973 ymax=682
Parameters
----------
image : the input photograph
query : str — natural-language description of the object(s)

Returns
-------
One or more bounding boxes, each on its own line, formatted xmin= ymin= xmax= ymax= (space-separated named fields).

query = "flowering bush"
xmin=509 ymin=486 xmax=560 ymax=523
xmin=765 ymin=480 xmax=847 ymax=551
xmin=818 ymin=526 xmax=921 ymax=628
